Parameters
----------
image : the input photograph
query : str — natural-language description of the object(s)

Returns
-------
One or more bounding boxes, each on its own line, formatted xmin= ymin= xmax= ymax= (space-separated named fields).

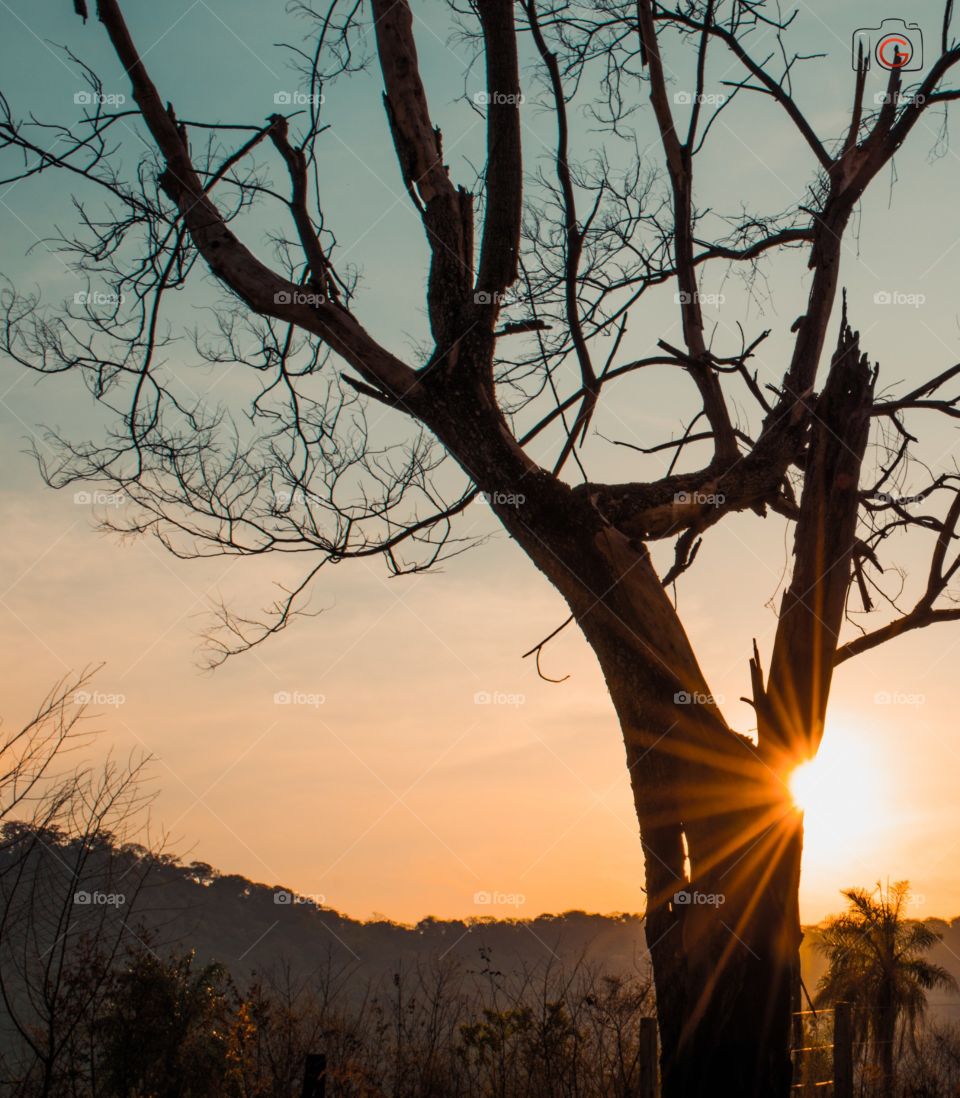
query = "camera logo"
xmin=273 ymin=889 xmax=326 ymax=906
xmin=672 ymin=889 xmax=725 ymax=908
xmin=852 ymin=19 xmax=923 ymax=72
xmin=74 ymin=890 xmax=125 ymax=906
xmin=673 ymin=690 xmax=723 ymax=706
xmin=473 ymin=889 xmax=526 ymax=908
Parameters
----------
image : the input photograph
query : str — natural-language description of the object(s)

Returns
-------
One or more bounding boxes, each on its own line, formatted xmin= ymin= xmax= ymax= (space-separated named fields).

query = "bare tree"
xmin=0 ymin=678 xmax=154 ymax=1096
xmin=3 ymin=1 xmax=960 ymax=1092
xmin=0 ymin=676 xmax=92 ymax=836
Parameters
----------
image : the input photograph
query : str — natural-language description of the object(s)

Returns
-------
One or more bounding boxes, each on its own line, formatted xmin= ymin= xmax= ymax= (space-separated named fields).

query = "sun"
xmin=788 ymin=724 xmax=889 ymax=865
xmin=789 ymin=761 xmax=827 ymax=814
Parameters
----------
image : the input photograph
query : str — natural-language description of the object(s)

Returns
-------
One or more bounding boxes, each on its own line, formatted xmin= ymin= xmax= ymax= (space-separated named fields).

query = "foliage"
xmin=94 ymin=950 xmax=243 ymax=1098
xmin=815 ymin=882 xmax=958 ymax=1095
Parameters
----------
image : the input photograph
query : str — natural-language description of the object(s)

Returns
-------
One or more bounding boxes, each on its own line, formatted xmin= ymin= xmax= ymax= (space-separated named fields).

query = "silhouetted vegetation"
xmin=2 ymin=904 xmax=656 ymax=1096
xmin=813 ymin=882 xmax=959 ymax=1098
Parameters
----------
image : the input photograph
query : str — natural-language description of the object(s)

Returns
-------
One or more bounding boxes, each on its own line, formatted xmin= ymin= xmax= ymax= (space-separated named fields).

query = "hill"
xmin=3 ymin=824 xmax=960 ymax=1021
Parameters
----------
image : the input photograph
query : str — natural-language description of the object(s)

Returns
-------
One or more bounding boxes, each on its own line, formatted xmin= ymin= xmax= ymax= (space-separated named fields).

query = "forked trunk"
xmin=570 ymin=542 xmax=805 ymax=1098
xmin=612 ymin=681 xmax=803 ymax=1098
xmin=656 ymin=809 xmax=803 ymax=1098
xmin=453 ymin=325 xmax=870 ymax=1095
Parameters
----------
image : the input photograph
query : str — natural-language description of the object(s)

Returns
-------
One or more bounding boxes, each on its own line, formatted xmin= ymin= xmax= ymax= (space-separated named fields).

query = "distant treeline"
xmin=0 ymin=821 xmax=652 ymax=982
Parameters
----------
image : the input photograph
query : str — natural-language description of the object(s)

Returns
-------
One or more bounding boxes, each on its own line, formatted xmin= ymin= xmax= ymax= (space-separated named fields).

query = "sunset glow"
xmin=789 ymin=727 xmax=889 ymax=866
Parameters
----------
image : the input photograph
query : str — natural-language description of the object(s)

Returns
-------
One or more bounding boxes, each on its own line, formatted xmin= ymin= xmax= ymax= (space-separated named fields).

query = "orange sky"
xmin=2 ymin=0 xmax=960 ymax=927
xmin=4 ymin=445 xmax=959 ymax=926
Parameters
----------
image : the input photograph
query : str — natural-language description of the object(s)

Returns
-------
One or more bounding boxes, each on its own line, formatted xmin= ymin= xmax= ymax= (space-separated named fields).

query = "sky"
xmin=2 ymin=0 xmax=960 ymax=926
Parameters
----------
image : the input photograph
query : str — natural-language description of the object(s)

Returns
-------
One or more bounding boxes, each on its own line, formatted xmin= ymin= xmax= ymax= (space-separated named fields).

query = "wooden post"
xmin=301 ymin=1052 xmax=327 ymax=1098
xmin=639 ymin=1016 xmax=659 ymax=1098
xmin=833 ymin=1002 xmax=853 ymax=1098
xmin=792 ymin=1010 xmax=804 ymax=1089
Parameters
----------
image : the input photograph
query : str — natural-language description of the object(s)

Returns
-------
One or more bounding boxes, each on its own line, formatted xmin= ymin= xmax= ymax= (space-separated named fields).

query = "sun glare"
xmin=789 ymin=761 xmax=821 ymax=813
xmin=788 ymin=726 xmax=889 ymax=865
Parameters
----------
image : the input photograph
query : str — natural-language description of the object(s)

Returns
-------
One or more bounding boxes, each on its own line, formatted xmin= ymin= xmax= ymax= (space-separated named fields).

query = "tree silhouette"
xmin=815 ymin=882 xmax=958 ymax=1098
xmin=3 ymin=1 xmax=960 ymax=1092
xmin=0 ymin=677 xmax=155 ymax=1096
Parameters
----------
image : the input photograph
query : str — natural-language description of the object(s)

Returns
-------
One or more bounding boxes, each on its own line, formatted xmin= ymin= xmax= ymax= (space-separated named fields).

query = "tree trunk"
xmin=470 ymin=503 xmax=808 ymax=1095
xmin=424 ymin=350 xmax=862 ymax=1098
xmin=455 ymin=489 xmax=807 ymax=1094
xmin=663 ymin=820 xmax=803 ymax=1098
xmin=609 ymin=680 xmax=803 ymax=1098
xmin=876 ymin=989 xmax=897 ymax=1098
xmin=566 ymin=535 xmax=805 ymax=1098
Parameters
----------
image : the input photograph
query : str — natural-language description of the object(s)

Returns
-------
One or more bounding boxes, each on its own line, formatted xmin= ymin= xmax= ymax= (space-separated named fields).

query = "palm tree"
xmin=814 ymin=881 xmax=957 ymax=1098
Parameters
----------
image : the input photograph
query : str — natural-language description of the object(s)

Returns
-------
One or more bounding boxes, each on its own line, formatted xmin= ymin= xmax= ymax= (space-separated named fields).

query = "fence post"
xmin=301 ymin=1052 xmax=327 ymax=1098
xmin=792 ymin=1010 xmax=804 ymax=1088
xmin=639 ymin=1016 xmax=659 ymax=1098
xmin=833 ymin=1002 xmax=853 ymax=1098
